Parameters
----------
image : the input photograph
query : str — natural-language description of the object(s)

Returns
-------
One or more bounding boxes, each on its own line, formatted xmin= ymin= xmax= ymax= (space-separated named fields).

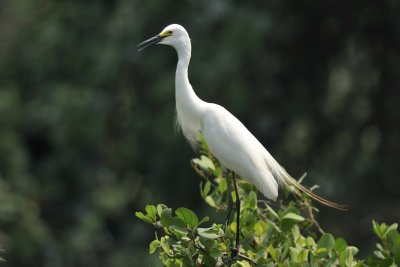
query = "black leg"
xmin=225 ymin=173 xmax=233 ymax=230
xmin=231 ymin=173 xmax=240 ymax=259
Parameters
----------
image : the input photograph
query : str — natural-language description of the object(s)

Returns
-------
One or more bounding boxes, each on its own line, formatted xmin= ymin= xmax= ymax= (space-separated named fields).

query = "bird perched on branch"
xmin=138 ymin=24 xmax=346 ymax=261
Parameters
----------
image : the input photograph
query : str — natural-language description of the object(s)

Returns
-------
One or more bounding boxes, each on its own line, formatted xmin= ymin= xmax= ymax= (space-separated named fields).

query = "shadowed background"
xmin=0 ymin=0 xmax=399 ymax=266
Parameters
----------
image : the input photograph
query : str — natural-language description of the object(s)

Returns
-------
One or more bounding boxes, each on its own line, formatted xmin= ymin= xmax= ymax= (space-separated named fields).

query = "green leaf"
xmin=192 ymin=155 xmax=215 ymax=171
xmin=202 ymin=253 xmax=218 ymax=266
xmin=339 ymin=246 xmax=358 ymax=267
xmin=135 ymin=211 xmax=152 ymax=224
xmin=182 ymin=255 xmax=194 ymax=267
xmin=175 ymin=207 xmax=199 ymax=230
xmin=149 ymin=239 xmax=159 ymax=254
xmin=282 ymin=212 xmax=305 ymax=222
xmin=198 ymin=216 xmax=209 ymax=226
xmin=268 ymin=244 xmax=279 ymax=261
xmin=145 ymin=204 xmax=157 ymax=222
xmin=291 ymin=224 xmax=300 ymax=240
xmin=160 ymin=209 xmax=187 ymax=233
xmin=197 ymin=227 xmax=220 ymax=239
xmin=194 ymin=216 xmax=209 ymax=232
xmin=244 ymin=191 xmax=257 ymax=210
xmin=339 ymin=250 xmax=346 ymax=267
xmin=205 ymin=196 xmax=216 ymax=208
xmin=289 ymin=247 xmax=300 ymax=261
xmin=266 ymin=205 xmax=279 ymax=219
xmin=159 ymin=236 xmax=171 ymax=255
xmin=373 ymin=220 xmax=384 ymax=239
xmin=157 ymin=204 xmax=168 ymax=217
xmin=372 ymin=258 xmax=394 ymax=267
xmin=385 ymin=223 xmax=398 ymax=238
xmin=290 ymin=247 xmax=308 ymax=263
xmin=202 ymin=181 xmax=211 ymax=196
xmin=347 ymin=246 xmax=358 ymax=255
xmin=236 ymin=260 xmax=251 ymax=267
xmin=209 ymin=246 xmax=223 ymax=258
xmin=387 ymin=229 xmax=400 ymax=257
xmin=318 ymin=233 xmax=335 ymax=252
xmin=334 ymin=237 xmax=348 ymax=252
xmin=280 ymin=212 xmax=304 ymax=232
xmin=218 ymin=178 xmax=227 ymax=193
xmin=306 ymin=236 xmax=316 ymax=250
xmin=266 ymin=219 xmax=281 ymax=233
xmin=316 ymin=248 xmax=328 ymax=255
xmin=230 ymin=222 xmax=237 ymax=234
xmin=254 ymin=221 xmax=267 ymax=236
xmin=298 ymin=249 xmax=309 ymax=263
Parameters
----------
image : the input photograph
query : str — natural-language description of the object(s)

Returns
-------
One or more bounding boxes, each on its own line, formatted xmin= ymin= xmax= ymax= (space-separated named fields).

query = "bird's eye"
xmin=167 ymin=30 xmax=173 ymax=35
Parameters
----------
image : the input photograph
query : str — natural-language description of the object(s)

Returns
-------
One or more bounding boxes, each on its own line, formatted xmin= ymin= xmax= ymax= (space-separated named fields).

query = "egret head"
xmin=137 ymin=24 xmax=190 ymax=52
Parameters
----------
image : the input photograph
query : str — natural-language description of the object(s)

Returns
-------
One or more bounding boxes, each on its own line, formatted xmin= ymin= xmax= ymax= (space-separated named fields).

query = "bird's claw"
xmin=222 ymin=247 xmax=239 ymax=266
xmin=230 ymin=246 xmax=238 ymax=260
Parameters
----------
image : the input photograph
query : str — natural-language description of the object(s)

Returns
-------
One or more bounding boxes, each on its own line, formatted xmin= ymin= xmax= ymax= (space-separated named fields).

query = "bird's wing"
xmin=201 ymin=104 xmax=347 ymax=209
xmin=201 ymin=104 xmax=279 ymax=200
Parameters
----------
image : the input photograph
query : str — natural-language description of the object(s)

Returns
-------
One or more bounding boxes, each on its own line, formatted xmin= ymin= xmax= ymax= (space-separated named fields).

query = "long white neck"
xmin=174 ymin=41 xmax=207 ymax=146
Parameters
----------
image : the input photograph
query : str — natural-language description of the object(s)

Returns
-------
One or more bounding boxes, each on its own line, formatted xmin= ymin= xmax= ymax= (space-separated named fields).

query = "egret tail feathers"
xmin=286 ymin=177 xmax=348 ymax=210
xmin=263 ymin=150 xmax=347 ymax=210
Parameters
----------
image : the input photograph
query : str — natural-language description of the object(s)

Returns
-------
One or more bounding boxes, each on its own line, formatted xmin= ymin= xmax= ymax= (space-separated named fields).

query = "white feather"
xmin=159 ymin=24 xmax=285 ymax=200
xmin=141 ymin=24 xmax=346 ymax=209
xmin=202 ymin=104 xmax=280 ymax=200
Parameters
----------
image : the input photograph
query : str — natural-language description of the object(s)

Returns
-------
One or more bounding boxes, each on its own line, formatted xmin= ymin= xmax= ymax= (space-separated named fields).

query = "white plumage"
xmin=138 ymin=24 xmax=345 ymax=209
xmin=202 ymin=104 xmax=279 ymax=199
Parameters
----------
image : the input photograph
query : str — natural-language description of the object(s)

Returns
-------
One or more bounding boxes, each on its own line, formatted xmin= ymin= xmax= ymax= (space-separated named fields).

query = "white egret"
xmin=138 ymin=24 xmax=345 ymax=260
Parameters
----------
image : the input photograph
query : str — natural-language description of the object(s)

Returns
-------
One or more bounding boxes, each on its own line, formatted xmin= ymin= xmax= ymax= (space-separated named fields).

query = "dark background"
xmin=0 ymin=0 xmax=399 ymax=266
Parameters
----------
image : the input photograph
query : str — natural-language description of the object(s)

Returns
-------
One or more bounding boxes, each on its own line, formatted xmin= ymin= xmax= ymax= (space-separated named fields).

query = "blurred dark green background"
xmin=0 ymin=0 xmax=399 ymax=266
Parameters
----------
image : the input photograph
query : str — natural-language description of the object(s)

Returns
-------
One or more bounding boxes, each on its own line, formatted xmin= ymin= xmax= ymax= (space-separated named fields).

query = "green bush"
xmin=137 ymin=143 xmax=399 ymax=266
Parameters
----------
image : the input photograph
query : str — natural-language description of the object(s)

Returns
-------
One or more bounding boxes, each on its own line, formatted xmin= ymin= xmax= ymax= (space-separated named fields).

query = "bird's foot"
xmin=230 ymin=246 xmax=238 ymax=259
xmin=222 ymin=247 xmax=239 ymax=266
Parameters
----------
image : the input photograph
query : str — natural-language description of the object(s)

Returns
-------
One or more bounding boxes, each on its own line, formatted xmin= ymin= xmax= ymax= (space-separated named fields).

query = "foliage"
xmin=0 ymin=0 xmax=399 ymax=266
xmin=137 ymin=147 xmax=400 ymax=266
xmin=368 ymin=221 xmax=400 ymax=266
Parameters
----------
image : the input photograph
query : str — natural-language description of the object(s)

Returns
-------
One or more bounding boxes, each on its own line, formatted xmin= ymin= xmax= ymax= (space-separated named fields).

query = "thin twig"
xmin=306 ymin=204 xmax=325 ymax=234
xmin=190 ymin=233 xmax=206 ymax=253
xmin=238 ymin=253 xmax=257 ymax=264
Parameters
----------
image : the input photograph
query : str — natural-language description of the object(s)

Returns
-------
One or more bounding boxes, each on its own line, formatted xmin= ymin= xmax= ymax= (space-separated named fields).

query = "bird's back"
xmin=201 ymin=104 xmax=281 ymax=200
